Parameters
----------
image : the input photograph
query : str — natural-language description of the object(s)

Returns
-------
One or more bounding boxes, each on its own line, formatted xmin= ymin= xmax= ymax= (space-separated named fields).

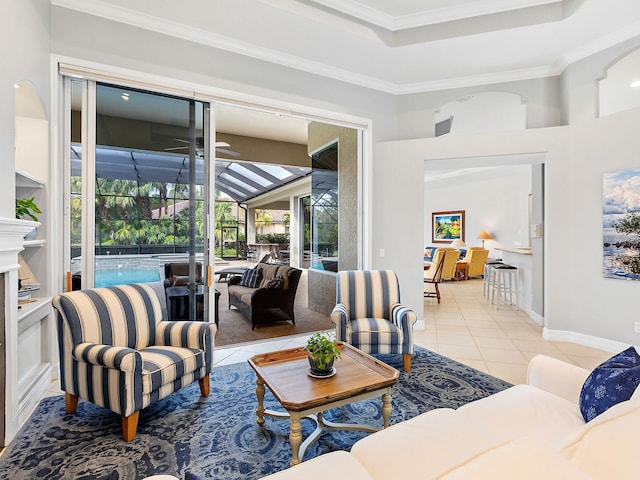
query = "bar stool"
xmin=483 ymin=260 xmax=504 ymax=298
xmin=490 ymin=264 xmax=518 ymax=306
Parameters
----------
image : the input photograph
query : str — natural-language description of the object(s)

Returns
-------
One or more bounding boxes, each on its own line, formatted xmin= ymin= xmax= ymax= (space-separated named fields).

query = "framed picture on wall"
xmin=432 ymin=210 xmax=465 ymax=243
xmin=603 ymin=168 xmax=640 ymax=281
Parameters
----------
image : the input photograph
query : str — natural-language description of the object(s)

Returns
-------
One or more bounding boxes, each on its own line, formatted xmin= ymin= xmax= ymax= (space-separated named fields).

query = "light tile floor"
xmin=419 ymin=278 xmax=612 ymax=384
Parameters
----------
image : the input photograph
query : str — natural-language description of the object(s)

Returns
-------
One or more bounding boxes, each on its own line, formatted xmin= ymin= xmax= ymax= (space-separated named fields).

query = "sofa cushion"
xmin=457 ymin=384 xmax=585 ymax=448
xmin=228 ymin=284 xmax=255 ymax=297
xmin=559 ymin=394 xmax=640 ymax=479
xmin=260 ymin=451 xmax=373 ymax=480
xmin=257 ymin=264 xmax=280 ymax=287
xmin=140 ymin=346 xmax=205 ymax=393
xmin=240 ymin=268 xmax=262 ymax=288
xmin=440 ymin=438 xmax=589 ymax=480
xmin=349 ymin=318 xmax=403 ymax=351
xmin=351 ymin=408 xmax=506 ymax=479
xmin=275 ymin=266 xmax=291 ymax=290
xmin=579 ymin=346 xmax=640 ymax=422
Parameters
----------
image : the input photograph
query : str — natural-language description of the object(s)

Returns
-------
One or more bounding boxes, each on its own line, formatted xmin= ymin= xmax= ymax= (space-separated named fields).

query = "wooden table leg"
xmin=381 ymin=392 xmax=392 ymax=429
xmin=256 ymin=376 xmax=265 ymax=425
xmin=289 ymin=411 xmax=303 ymax=466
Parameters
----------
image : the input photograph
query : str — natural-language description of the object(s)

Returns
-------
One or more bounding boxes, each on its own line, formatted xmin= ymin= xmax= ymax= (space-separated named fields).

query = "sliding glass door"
xmin=64 ymin=78 xmax=211 ymax=321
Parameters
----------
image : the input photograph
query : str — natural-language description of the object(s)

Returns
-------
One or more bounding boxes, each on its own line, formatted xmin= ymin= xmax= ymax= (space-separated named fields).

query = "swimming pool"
xmin=94 ymin=268 xmax=161 ymax=287
xmin=71 ymin=255 xmax=163 ymax=288
xmin=72 ymin=254 xmax=206 ymax=288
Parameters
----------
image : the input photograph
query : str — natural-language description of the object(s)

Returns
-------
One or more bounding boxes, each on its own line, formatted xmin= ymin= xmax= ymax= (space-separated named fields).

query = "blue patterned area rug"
xmin=0 ymin=346 xmax=511 ymax=480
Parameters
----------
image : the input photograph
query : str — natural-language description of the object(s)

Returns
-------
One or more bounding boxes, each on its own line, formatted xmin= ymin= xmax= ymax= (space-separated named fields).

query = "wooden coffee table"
xmin=248 ymin=342 xmax=399 ymax=466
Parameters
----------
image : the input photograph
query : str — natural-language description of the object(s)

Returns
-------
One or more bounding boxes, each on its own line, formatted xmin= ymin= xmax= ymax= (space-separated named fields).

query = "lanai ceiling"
xmin=53 ymin=0 xmax=640 ymax=94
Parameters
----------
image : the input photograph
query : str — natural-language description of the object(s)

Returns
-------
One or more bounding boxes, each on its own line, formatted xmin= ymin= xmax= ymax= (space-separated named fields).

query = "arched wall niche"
xmin=435 ymin=91 xmax=527 ymax=136
xmin=14 ymin=81 xmax=48 ymax=178
xmin=598 ymin=48 xmax=640 ymax=118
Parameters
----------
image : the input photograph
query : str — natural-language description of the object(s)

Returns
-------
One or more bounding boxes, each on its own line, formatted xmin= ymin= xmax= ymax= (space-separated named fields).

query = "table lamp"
xmin=450 ymin=239 xmax=467 ymax=250
xmin=477 ymin=230 xmax=492 ymax=248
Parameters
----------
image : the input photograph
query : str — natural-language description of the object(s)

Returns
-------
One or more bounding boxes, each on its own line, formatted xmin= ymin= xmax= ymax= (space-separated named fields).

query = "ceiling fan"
xmin=165 ymin=137 xmax=241 ymax=157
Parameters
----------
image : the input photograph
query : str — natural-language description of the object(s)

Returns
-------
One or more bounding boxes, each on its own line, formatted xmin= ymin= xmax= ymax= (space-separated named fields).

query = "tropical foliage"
xmin=71 ymin=176 xmax=205 ymax=251
xmin=611 ymin=212 xmax=640 ymax=275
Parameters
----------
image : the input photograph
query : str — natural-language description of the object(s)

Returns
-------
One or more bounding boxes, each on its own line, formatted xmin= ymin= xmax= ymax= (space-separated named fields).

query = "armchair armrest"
xmin=156 ymin=320 xmax=217 ymax=351
xmin=72 ymin=343 xmax=140 ymax=373
xmin=330 ymin=303 xmax=349 ymax=341
xmin=156 ymin=321 xmax=216 ymax=372
xmin=526 ymin=354 xmax=591 ymax=404
xmin=390 ymin=303 xmax=417 ymax=330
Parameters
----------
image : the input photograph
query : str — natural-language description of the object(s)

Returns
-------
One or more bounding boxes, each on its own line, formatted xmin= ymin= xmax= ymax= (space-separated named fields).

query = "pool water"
xmin=94 ymin=268 xmax=161 ymax=287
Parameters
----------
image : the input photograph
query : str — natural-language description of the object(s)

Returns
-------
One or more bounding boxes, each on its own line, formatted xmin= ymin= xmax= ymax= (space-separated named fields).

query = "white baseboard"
xmin=543 ymin=328 xmax=633 ymax=353
xmin=526 ymin=309 xmax=544 ymax=326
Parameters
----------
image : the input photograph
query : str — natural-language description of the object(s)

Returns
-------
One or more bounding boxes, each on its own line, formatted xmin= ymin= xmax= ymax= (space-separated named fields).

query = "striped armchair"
xmin=52 ymin=283 xmax=216 ymax=441
xmin=331 ymin=270 xmax=417 ymax=372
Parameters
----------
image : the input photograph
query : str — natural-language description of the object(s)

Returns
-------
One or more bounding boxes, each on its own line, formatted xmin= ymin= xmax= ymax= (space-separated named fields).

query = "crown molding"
xmin=396 ymin=65 xmax=560 ymax=95
xmin=51 ymin=0 xmax=400 ymax=93
xmin=51 ymin=0 xmax=640 ymax=95
xmin=308 ymin=0 xmax=561 ymax=31
xmin=560 ymin=19 xmax=640 ymax=67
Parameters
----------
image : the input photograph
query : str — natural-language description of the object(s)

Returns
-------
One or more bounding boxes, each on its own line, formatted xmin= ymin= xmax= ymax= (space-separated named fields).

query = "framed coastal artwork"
xmin=432 ymin=210 xmax=465 ymax=243
xmin=603 ymin=168 xmax=640 ymax=280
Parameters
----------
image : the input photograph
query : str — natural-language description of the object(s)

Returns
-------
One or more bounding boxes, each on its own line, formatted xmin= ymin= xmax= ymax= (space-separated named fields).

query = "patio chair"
xmin=163 ymin=262 xmax=203 ymax=287
xmin=216 ymin=254 xmax=271 ymax=282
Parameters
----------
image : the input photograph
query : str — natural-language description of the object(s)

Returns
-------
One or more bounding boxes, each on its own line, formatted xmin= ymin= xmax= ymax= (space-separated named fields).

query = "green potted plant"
xmin=16 ymin=197 xmax=41 ymax=222
xmin=304 ymin=332 xmax=341 ymax=377
xmin=16 ymin=197 xmax=42 ymax=240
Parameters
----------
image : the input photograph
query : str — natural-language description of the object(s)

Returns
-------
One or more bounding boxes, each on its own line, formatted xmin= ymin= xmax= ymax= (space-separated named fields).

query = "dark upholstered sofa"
xmin=227 ymin=263 xmax=302 ymax=329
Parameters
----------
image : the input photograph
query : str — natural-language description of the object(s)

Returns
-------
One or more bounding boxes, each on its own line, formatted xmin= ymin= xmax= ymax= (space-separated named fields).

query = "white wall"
xmin=424 ymin=165 xmax=532 ymax=257
xmin=562 ymin=36 xmax=640 ymax=125
xmin=375 ymin=106 xmax=640 ymax=351
xmin=435 ymin=92 xmax=527 ymax=136
xmin=397 ymin=76 xmax=562 ymax=140
xmin=0 ymin=0 xmax=50 ymax=218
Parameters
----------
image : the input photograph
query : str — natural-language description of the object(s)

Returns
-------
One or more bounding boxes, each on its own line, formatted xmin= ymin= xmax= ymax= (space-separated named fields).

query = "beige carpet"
xmin=213 ymin=268 xmax=334 ymax=347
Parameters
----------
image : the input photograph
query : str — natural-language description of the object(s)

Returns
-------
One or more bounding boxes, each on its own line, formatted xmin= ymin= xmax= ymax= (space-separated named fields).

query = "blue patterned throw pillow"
xmin=239 ymin=268 xmax=261 ymax=288
xmin=579 ymin=346 xmax=640 ymax=422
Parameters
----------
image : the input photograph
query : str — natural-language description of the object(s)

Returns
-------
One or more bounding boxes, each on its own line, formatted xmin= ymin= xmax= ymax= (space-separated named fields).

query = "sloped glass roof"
xmin=71 ymin=145 xmax=310 ymax=203
xmin=215 ymin=160 xmax=309 ymax=202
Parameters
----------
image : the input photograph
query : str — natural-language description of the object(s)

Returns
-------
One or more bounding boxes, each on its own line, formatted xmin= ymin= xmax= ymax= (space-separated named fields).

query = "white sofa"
xmin=146 ymin=354 xmax=640 ymax=479
xmin=260 ymin=354 xmax=640 ymax=479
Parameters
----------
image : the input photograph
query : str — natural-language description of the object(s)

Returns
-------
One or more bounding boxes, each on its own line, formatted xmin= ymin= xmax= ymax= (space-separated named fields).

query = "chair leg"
xmin=198 ymin=376 xmax=210 ymax=397
xmin=435 ymin=283 xmax=441 ymax=303
xmin=403 ymin=354 xmax=411 ymax=373
xmin=65 ymin=392 xmax=79 ymax=414
xmin=122 ymin=411 xmax=140 ymax=442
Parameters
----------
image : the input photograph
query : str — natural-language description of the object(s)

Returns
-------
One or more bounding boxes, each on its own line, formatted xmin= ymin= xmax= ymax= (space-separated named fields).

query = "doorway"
xmin=424 ymin=157 xmax=545 ymax=323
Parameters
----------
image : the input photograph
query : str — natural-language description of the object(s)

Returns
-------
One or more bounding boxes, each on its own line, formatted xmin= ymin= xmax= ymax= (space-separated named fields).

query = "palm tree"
xmin=256 ymin=209 xmax=272 ymax=235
